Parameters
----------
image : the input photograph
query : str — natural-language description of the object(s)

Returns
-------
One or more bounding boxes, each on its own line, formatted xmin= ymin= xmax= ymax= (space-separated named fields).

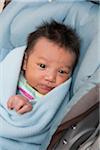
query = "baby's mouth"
xmin=39 ymin=84 xmax=54 ymax=93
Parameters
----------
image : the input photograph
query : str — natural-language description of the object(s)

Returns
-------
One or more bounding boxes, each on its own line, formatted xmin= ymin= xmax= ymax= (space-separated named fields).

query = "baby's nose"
xmin=45 ymin=71 xmax=56 ymax=83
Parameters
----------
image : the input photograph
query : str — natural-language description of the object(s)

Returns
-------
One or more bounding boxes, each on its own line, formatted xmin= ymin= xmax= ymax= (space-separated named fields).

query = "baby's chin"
xmin=38 ymin=89 xmax=51 ymax=95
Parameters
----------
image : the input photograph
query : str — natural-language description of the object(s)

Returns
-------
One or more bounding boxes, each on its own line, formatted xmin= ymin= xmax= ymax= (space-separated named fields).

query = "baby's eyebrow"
xmin=62 ymin=65 xmax=72 ymax=70
xmin=38 ymin=57 xmax=48 ymax=61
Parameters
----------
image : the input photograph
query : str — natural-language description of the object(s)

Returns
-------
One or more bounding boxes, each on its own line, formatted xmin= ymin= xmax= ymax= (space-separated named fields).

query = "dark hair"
xmin=25 ymin=20 xmax=80 ymax=69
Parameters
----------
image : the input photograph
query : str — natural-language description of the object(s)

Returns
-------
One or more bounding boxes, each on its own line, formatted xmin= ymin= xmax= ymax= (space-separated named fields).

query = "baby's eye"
xmin=59 ymin=69 xmax=70 ymax=75
xmin=39 ymin=64 xmax=46 ymax=69
xmin=59 ymin=70 xmax=66 ymax=74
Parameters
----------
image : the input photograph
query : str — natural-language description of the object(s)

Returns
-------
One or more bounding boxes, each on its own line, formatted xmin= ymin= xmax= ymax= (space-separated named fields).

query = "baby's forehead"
xmin=27 ymin=36 xmax=73 ymax=53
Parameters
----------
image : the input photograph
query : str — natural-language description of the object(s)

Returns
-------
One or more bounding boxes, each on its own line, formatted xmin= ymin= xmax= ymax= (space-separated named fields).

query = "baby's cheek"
xmin=56 ymin=77 xmax=68 ymax=86
xmin=39 ymin=74 xmax=46 ymax=80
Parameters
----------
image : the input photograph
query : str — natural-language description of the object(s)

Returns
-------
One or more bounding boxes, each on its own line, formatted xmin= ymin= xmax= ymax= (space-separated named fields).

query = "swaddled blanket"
xmin=0 ymin=46 xmax=71 ymax=150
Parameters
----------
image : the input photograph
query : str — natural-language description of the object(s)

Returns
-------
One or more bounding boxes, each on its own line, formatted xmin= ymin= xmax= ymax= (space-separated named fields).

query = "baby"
xmin=7 ymin=20 xmax=80 ymax=114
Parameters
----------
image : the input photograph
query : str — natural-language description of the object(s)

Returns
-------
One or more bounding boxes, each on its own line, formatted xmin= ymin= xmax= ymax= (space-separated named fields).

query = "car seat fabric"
xmin=0 ymin=1 xmax=46 ymax=60
xmin=0 ymin=1 xmax=99 ymax=150
xmin=0 ymin=1 xmax=97 ymax=59
xmin=47 ymin=84 xmax=99 ymax=149
xmin=52 ymin=106 xmax=99 ymax=150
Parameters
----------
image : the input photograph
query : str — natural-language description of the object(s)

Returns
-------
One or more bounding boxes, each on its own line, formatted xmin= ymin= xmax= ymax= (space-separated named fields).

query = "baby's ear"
xmin=22 ymin=53 xmax=28 ymax=70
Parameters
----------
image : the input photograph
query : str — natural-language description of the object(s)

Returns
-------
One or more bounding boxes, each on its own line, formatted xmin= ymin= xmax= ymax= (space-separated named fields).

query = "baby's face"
xmin=23 ymin=37 xmax=76 ymax=95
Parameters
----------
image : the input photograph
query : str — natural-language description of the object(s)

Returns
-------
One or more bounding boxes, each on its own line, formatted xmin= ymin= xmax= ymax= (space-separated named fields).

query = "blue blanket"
xmin=0 ymin=46 xmax=71 ymax=150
